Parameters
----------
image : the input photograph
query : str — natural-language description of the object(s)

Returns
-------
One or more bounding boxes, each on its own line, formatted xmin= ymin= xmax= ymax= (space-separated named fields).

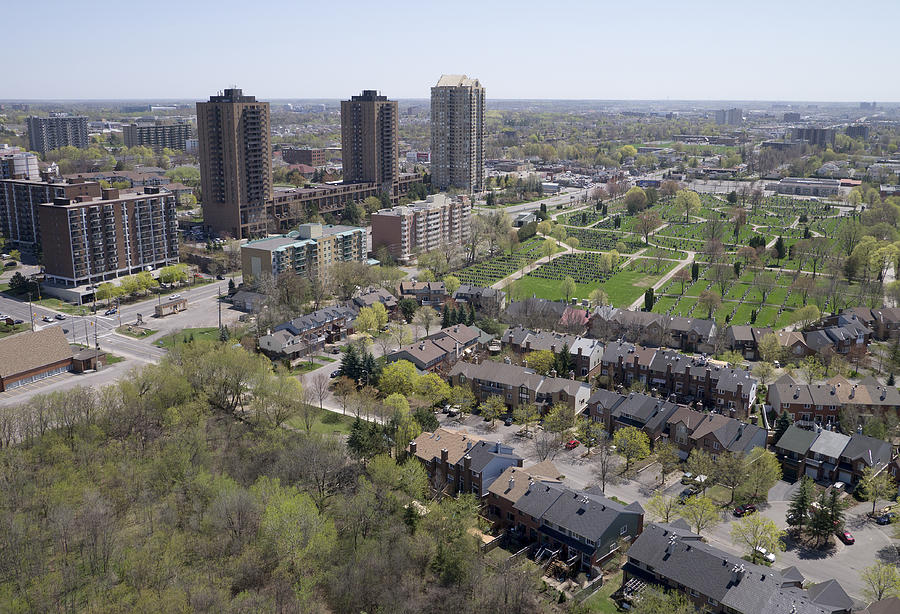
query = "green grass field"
xmin=581 ymin=570 xmax=622 ymax=613
xmin=286 ymin=408 xmax=356 ymax=435
xmin=155 ymin=327 xmax=220 ymax=348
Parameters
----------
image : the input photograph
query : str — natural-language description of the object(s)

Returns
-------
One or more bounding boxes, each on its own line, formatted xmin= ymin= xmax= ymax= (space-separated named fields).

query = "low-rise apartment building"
xmin=493 ymin=479 xmax=644 ymax=573
xmin=408 ymin=428 xmax=523 ymax=499
xmin=258 ymin=305 xmax=356 ymax=359
xmin=386 ymin=323 xmax=480 ymax=372
xmin=241 ymin=223 xmax=366 ymax=282
xmin=38 ymin=186 xmax=179 ymax=287
xmin=725 ymin=325 xmax=773 ymax=361
xmin=448 ymin=360 xmax=591 ymax=414
xmin=452 ymin=284 xmax=506 ymax=315
xmin=501 ymin=325 xmax=603 ymax=378
xmin=623 ymin=522 xmax=854 ymax=614
xmin=281 ymin=147 xmax=326 ymax=166
xmin=774 ymin=423 xmax=892 ymax=485
xmin=600 ymin=342 xmax=758 ymax=419
xmin=371 ymin=193 xmax=471 ymax=262
xmin=767 ymin=374 xmax=900 ymax=428
xmin=398 ymin=280 xmax=447 ymax=306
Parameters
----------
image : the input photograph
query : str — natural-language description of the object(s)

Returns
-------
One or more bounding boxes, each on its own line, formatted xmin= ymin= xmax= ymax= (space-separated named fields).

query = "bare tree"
xmin=592 ymin=433 xmax=618 ymax=494
xmin=413 ymin=306 xmax=439 ymax=338
xmin=534 ymin=430 xmax=562 ymax=461
xmin=308 ymin=372 xmax=331 ymax=411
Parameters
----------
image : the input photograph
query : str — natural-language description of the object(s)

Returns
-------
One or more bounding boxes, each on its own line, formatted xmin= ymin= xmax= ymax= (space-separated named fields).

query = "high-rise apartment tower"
xmin=341 ymin=90 xmax=399 ymax=195
xmin=196 ymin=88 xmax=272 ymax=239
xmin=430 ymin=75 xmax=485 ymax=193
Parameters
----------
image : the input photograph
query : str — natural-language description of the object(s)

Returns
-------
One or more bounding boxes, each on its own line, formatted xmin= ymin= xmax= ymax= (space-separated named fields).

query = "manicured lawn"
xmin=34 ymin=297 xmax=87 ymax=315
xmin=155 ymin=327 xmax=220 ymax=348
xmin=106 ymin=354 xmax=125 ymax=365
xmin=705 ymin=484 xmax=734 ymax=506
xmin=581 ymin=570 xmax=622 ymax=613
xmin=314 ymin=355 xmax=337 ymax=363
xmin=286 ymin=407 xmax=356 ymax=435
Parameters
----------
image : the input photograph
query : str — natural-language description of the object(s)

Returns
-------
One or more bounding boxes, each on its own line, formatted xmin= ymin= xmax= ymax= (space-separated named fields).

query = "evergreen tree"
xmin=691 ymin=261 xmax=699 ymax=281
xmin=808 ymin=491 xmax=835 ymax=546
xmin=456 ymin=305 xmax=466 ymax=327
xmin=888 ymin=372 xmax=895 ymax=386
xmin=554 ymin=343 xmax=574 ymax=377
xmin=441 ymin=304 xmax=451 ymax=328
xmin=340 ymin=343 xmax=361 ymax=381
xmin=787 ymin=477 xmax=814 ymax=533
xmin=774 ymin=236 xmax=786 ymax=260
xmin=467 ymin=303 xmax=476 ymax=325
xmin=644 ymin=288 xmax=655 ymax=311
xmin=361 ymin=349 xmax=381 ymax=386
xmin=227 ymin=278 xmax=236 ymax=294
xmin=774 ymin=411 xmax=793 ymax=443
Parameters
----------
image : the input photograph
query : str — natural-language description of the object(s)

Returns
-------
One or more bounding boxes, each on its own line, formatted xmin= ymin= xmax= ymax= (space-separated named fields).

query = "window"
xmin=620 ymin=525 xmax=628 ymax=535
xmin=708 ymin=598 xmax=718 ymax=606
xmin=690 ymin=589 xmax=700 ymax=597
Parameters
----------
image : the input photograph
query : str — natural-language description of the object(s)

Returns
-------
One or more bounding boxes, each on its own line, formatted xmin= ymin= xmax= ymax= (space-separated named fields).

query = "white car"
xmin=169 ymin=294 xmax=182 ymax=300
xmin=754 ymin=546 xmax=776 ymax=564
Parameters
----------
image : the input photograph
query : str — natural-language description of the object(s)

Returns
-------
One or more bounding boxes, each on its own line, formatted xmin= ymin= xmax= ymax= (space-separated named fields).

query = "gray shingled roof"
xmin=775 ymin=425 xmax=819 ymax=455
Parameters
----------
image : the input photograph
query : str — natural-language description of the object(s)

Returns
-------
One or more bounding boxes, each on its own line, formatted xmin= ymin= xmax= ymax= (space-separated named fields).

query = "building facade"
xmin=0 ymin=177 xmax=102 ymax=246
xmin=197 ymin=88 xmax=273 ymax=239
xmin=27 ymin=115 xmax=89 ymax=155
xmin=241 ymin=223 xmax=366 ymax=282
xmin=123 ymin=122 xmax=192 ymax=151
xmin=341 ymin=90 xmax=398 ymax=195
xmin=431 ymin=74 xmax=485 ymax=193
xmin=714 ymin=108 xmax=742 ymax=126
xmin=281 ymin=147 xmax=326 ymax=166
xmin=0 ymin=146 xmax=40 ymax=181
xmin=371 ymin=193 xmax=471 ymax=261
xmin=38 ymin=186 xmax=179 ymax=286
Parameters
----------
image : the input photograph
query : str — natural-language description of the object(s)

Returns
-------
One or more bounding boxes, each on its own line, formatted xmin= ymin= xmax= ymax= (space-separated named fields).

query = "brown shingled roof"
xmin=0 ymin=327 xmax=73 ymax=380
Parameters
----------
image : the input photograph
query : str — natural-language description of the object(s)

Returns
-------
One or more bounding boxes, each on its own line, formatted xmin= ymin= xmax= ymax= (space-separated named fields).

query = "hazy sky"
xmin=5 ymin=0 xmax=898 ymax=101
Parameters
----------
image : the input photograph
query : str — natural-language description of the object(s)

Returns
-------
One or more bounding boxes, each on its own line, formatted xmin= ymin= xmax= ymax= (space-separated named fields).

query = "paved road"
xmin=474 ymin=187 xmax=589 ymax=216
xmin=0 ymin=279 xmax=244 ymax=405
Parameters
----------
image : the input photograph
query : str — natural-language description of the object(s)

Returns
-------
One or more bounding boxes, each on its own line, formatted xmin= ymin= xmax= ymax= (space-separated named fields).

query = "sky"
xmin=4 ymin=0 xmax=899 ymax=102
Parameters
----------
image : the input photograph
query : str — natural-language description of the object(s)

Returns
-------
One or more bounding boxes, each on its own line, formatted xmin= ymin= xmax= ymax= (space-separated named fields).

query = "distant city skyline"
xmin=5 ymin=0 xmax=900 ymax=101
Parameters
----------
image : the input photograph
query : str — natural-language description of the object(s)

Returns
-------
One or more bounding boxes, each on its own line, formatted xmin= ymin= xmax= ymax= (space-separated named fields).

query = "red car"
xmin=565 ymin=439 xmax=580 ymax=450
xmin=837 ymin=530 xmax=855 ymax=545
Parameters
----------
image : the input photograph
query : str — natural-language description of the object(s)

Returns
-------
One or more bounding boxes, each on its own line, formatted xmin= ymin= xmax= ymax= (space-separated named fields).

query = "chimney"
xmin=569 ymin=370 xmax=575 ymax=380
xmin=731 ymin=564 xmax=745 ymax=584
xmin=578 ymin=346 xmax=583 ymax=356
xmin=101 ymin=187 xmax=119 ymax=200
xmin=409 ymin=441 xmax=417 ymax=454
xmin=850 ymin=385 xmax=856 ymax=399
xmin=464 ymin=454 xmax=471 ymax=470
xmin=496 ymin=441 xmax=502 ymax=452
xmin=441 ymin=448 xmax=448 ymax=463
xmin=508 ymin=477 xmax=515 ymax=491
xmin=526 ymin=340 xmax=531 ymax=351
xmin=550 ymin=369 xmax=557 ymax=378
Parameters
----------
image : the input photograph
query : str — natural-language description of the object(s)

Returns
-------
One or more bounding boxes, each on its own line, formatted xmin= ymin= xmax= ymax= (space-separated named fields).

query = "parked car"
xmin=680 ymin=472 xmax=695 ymax=484
xmin=216 ymin=274 xmax=226 ymax=280
xmin=678 ymin=486 xmax=699 ymax=503
xmin=876 ymin=512 xmax=897 ymax=525
xmin=105 ymin=308 xmax=117 ymax=315
xmin=55 ymin=314 xmax=66 ymax=320
xmin=504 ymin=415 xmax=514 ymax=427
xmin=13 ymin=319 xmax=23 ymax=325
xmin=733 ymin=504 xmax=757 ymax=517
xmin=837 ymin=530 xmax=855 ymax=545
xmin=329 ymin=347 xmax=341 ymax=355
xmin=329 ymin=370 xmax=341 ymax=378
xmin=754 ymin=546 xmax=776 ymax=564
xmin=564 ymin=439 xmax=580 ymax=450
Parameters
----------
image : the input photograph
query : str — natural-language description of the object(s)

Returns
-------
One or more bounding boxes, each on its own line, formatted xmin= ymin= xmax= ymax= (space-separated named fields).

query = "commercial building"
xmin=341 ymin=90 xmax=398 ymax=194
xmin=38 ymin=186 xmax=179 ymax=286
xmin=0 ymin=177 xmax=102 ymax=246
xmin=123 ymin=122 xmax=192 ymax=151
xmin=26 ymin=115 xmax=89 ymax=155
xmin=0 ymin=327 xmax=74 ymax=392
xmin=196 ymin=88 xmax=273 ymax=239
xmin=240 ymin=222 xmax=366 ymax=282
xmin=431 ymin=74 xmax=485 ymax=192
xmin=714 ymin=108 xmax=742 ymax=126
xmin=771 ymin=177 xmax=840 ymax=197
xmin=0 ymin=145 xmax=39 ymax=180
xmin=281 ymin=147 xmax=326 ymax=166
xmin=371 ymin=193 xmax=471 ymax=262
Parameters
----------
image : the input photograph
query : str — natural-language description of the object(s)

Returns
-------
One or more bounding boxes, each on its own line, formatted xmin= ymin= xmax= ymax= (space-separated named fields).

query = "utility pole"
xmin=218 ymin=285 xmax=222 ymax=331
xmin=28 ymin=292 xmax=34 ymax=331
